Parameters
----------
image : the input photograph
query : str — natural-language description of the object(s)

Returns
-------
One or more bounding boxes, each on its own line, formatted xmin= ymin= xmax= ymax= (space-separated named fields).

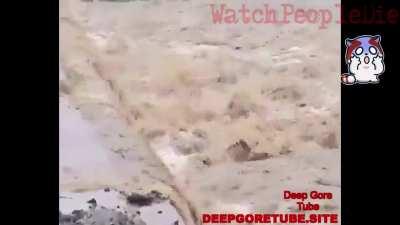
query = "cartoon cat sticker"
xmin=341 ymin=35 xmax=385 ymax=85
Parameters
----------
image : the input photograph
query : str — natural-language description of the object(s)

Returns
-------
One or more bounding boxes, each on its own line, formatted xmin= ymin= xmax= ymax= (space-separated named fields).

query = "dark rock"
xmin=202 ymin=158 xmax=211 ymax=166
xmin=226 ymin=139 xmax=251 ymax=162
xmin=126 ymin=193 xmax=153 ymax=206
xmin=87 ymin=198 xmax=97 ymax=207
xmin=126 ymin=190 xmax=167 ymax=207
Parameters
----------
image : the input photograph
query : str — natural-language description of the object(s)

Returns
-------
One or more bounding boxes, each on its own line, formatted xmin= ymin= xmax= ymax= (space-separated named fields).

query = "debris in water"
xmin=227 ymin=139 xmax=272 ymax=162
xmin=87 ymin=198 xmax=97 ymax=208
xmin=126 ymin=190 xmax=167 ymax=206
xmin=226 ymin=139 xmax=251 ymax=162
xmin=126 ymin=193 xmax=153 ymax=206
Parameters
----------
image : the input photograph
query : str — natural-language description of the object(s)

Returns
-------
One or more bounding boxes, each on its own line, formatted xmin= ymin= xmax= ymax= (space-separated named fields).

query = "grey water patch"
xmin=59 ymin=207 xmax=143 ymax=225
xmin=60 ymin=189 xmax=184 ymax=225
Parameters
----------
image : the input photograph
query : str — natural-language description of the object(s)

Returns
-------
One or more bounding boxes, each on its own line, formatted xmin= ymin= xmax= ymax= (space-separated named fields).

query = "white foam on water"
xmin=150 ymin=135 xmax=189 ymax=176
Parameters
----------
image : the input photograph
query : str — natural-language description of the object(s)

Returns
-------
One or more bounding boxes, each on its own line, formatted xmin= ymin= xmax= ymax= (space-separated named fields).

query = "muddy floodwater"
xmin=60 ymin=1 xmax=341 ymax=224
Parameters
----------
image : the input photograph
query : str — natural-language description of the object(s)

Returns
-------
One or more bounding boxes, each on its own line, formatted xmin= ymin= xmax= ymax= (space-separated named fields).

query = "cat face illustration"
xmin=342 ymin=35 xmax=385 ymax=85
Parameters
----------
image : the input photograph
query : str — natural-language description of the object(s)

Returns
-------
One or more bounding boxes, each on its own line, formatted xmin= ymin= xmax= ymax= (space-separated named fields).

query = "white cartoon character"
xmin=341 ymin=35 xmax=385 ymax=85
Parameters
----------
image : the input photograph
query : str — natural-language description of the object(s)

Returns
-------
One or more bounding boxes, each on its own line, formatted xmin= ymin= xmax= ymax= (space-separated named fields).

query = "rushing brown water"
xmin=60 ymin=1 xmax=341 ymax=224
